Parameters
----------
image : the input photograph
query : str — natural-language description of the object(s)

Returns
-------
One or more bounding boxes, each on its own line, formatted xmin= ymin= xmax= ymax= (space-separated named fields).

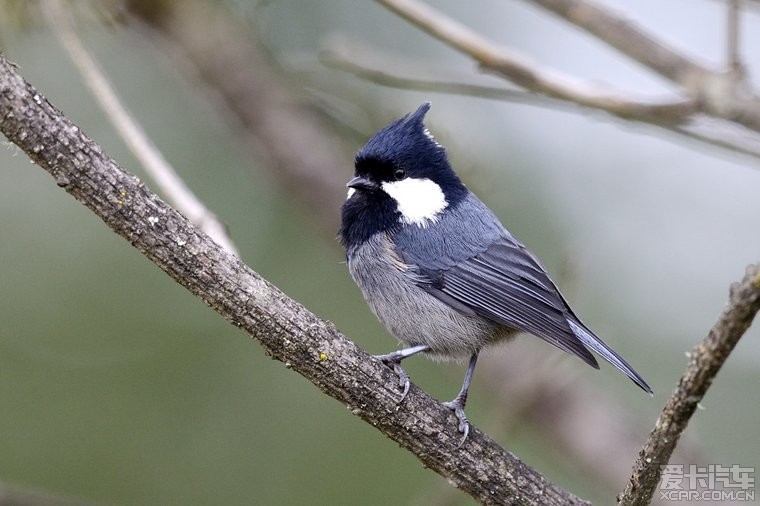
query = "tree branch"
xmin=321 ymin=38 xmax=760 ymax=163
xmin=375 ymin=0 xmax=697 ymax=125
xmin=525 ymin=0 xmax=713 ymax=86
xmin=320 ymin=40 xmax=571 ymax=108
xmin=0 ymin=53 xmax=588 ymax=506
xmin=522 ymin=0 xmax=760 ymax=130
xmin=618 ymin=263 xmax=760 ymax=505
xmin=727 ymin=0 xmax=742 ymax=73
xmin=372 ymin=0 xmax=760 ymax=162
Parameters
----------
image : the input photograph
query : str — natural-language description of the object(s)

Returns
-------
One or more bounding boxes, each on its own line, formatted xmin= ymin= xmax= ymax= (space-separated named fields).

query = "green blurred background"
xmin=1 ymin=1 xmax=758 ymax=504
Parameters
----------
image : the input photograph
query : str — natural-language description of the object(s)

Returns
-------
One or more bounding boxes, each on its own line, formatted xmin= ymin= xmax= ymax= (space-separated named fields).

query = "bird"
xmin=339 ymin=102 xmax=652 ymax=443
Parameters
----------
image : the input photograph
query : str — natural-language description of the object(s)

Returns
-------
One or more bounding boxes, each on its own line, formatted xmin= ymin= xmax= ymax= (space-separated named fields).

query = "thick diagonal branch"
xmin=0 ymin=54 xmax=588 ymax=506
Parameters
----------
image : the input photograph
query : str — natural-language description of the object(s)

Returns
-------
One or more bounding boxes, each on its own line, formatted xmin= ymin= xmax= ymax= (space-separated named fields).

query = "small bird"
xmin=340 ymin=103 xmax=652 ymax=442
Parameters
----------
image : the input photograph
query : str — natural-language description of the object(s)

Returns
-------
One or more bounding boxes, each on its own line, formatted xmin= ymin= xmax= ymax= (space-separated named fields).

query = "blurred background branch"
xmin=0 ymin=482 xmax=94 ymax=506
xmin=727 ymin=0 xmax=743 ymax=73
xmin=42 ymin=0 xmax=238 ymax=254
xmin=347 ymin=0 xmax=760 ymax=162
xmin=321 ymin=40 xmax=760 ymax=161
xmin=123 ymin=0 xmax=354 ymax=234
xmin=376 ymin=0 xmax=699 ymax=123
xmin=524 ymin=0 xmax=713 ymax=85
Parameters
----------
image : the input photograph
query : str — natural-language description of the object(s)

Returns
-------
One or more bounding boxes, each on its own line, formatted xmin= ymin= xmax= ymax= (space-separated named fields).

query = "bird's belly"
xmin=348 ymin=235 xmax=508 ymax=360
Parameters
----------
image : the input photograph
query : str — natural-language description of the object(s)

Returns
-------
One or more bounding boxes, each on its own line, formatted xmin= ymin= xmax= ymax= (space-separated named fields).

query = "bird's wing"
xmin=390 ymin=193 xmax=598 ymax=367
xmin=403 ymin=232 xmax=653 ymax=393
xmin=392 ymin=194 xmax=652 ymax=393
xmin=420 ymin=236 xmax=600 ymax=368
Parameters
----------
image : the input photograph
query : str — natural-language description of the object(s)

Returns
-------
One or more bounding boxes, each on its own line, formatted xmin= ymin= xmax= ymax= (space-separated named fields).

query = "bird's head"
xmin=340 ymin=103 xmax=467 ymax=248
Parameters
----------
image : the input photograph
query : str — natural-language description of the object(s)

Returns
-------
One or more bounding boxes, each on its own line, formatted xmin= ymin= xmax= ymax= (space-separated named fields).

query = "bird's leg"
xmin=443 ymin=352 xmax=479 ymax=446
xmin=373 ymin=344 xmax=430 ymax=402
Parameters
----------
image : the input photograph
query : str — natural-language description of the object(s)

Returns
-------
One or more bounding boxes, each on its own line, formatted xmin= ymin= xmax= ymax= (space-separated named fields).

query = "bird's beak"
xmin=346 ymin=175 xmax=378 ymax=192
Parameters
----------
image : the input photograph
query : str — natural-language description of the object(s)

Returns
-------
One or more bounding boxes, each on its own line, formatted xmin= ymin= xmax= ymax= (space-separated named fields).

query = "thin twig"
xmin=42 ymin=0 xmax=238 ymax=255
xmin=0 ymin=51 xmax=590 ymax=506
xmin=727 ymin=0 xmax=742 ymax=73
xmin=674 ymin=118 xmax=760 ymax=161
xmin=618 ymin=264 xmax=760 ymax=505
xmin=320 ymin=47 xmax=564 ymax=107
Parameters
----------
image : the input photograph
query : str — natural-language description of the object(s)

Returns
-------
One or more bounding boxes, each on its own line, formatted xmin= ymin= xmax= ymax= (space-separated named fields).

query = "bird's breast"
xmin=347 ymin=233 xmax=503 ymax=359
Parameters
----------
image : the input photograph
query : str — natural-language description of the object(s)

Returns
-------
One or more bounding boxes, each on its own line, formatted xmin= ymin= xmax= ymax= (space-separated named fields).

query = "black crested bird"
xmin=340 ymin=103 xmax=652 ymax=442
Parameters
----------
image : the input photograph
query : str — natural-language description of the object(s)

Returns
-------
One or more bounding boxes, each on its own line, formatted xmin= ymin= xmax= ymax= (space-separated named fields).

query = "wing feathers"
xmin=442 ymin=256 xmax=599 ymax=368
xmin=392 ymin=194 xmax=649 ymax=391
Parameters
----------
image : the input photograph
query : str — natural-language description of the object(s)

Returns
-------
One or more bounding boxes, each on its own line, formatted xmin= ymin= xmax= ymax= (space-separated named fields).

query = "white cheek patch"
xmin=346 ymin=187 xmax=356 ymax=200
xmin=381 ymin=177 xmax=448 ymax=227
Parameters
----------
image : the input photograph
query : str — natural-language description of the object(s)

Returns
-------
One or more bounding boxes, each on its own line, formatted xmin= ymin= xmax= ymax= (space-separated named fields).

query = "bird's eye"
xmin=393 ymin=168 xmax=406 ymax=180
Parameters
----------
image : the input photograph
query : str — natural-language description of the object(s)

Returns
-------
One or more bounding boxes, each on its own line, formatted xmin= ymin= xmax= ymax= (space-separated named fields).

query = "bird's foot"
xmin=373 ymin=345 xmax=429 ymax=402
xmin=373 ymin=352 xmax=412 ymax=402
xmin=443 ymin=397 xmax=470 ymax=446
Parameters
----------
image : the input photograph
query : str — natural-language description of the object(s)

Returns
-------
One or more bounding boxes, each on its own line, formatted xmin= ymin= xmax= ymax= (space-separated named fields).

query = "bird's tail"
xmin=568 ymin=319 xmax=653 ymax=395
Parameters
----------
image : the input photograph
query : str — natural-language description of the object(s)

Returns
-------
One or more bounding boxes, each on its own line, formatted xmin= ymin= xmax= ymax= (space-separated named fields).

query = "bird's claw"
xmin=374 ymin=353 xmax=411 ymax=402
xmin=390 ymin=362 xmax=411 ymax=402
xmin=443 ymin=400 xmax=470 ymax=446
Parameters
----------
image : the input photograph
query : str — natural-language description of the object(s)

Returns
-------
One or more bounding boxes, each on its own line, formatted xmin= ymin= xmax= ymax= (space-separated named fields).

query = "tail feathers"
xmin=568 ymin=319 xmax=653 ymax=395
